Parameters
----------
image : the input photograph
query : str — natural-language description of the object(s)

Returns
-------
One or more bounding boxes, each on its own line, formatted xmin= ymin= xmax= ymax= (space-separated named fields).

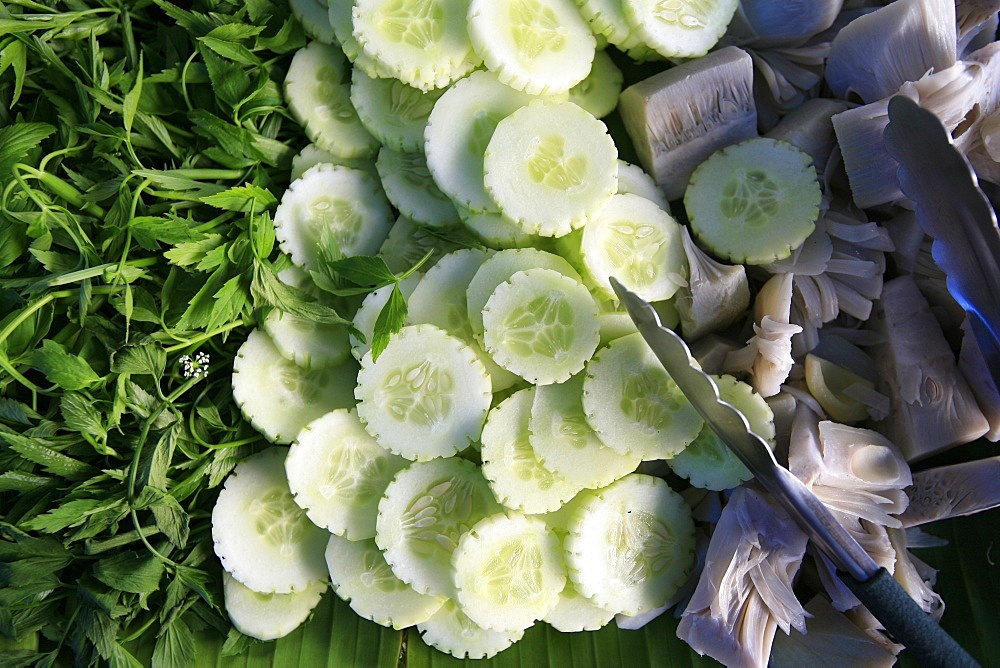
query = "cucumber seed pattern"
xmin=720 ymin=169 xmax=780 ymax=226
xmin=302 ymin=196 xmax=363 ymax=249
xmin=620 ymin=367 xmax=685 ymax=435
xmin=376 ymin=0 xmax=444 ymax=49
xmin=387 ymin=78 xmax=439 ymax=120
xmin=604 ymin=221 xmax=667 ymax=286
xmin=399 ymin=477 xmax=486 ymax=558
xmin=380 ymin=359 xmax=454 ymax=427
xmin=359 ymin=544 xmax=409 ymax=593
xmin=606 ymin=508 xmax=677 ymax=588
xmin=510 ymin=0 xmax=566 ymax=60
xmin=498 ymin=291 xmax=577 ymax=361
xmin=276 ymin=364 xmax=327 ymax=406
xmin=653 ymin=0 xmax=715 ymax=29
xmin=479 ymin=540 xmax=544 ymax=604
xmin=527 ymin=136 xmax=587 ymax=190
xmin=319 ymin=443 xmax=392 ymax=504
xmin=251 ymin=488 xmax=315 ymax=558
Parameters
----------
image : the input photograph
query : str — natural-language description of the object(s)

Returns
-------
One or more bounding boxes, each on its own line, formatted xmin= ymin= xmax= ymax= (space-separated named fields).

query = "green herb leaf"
xmin=200 ymin=184 xmax=278 ymax=212
xmin=0 ymin=122 xmax=55 ymax=177
xmin=327 ymin=255 xmax=397 ymax=288
xmin=93 ymin=551 xmax=166 ymax=595
xmin=31 ymin=340 xmax=101 ymax=391
xmin=370 ymin=283 xmax=407 ymax=362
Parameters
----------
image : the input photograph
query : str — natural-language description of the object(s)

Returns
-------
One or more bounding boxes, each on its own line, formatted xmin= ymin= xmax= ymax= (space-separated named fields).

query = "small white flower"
xmin=179 ymin=352 xmax=210 ymax=378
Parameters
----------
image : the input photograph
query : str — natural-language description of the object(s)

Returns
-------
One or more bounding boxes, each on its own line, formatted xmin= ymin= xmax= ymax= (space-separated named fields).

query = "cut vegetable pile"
xmin=3 ymin=0 xmax=1000 ymax=666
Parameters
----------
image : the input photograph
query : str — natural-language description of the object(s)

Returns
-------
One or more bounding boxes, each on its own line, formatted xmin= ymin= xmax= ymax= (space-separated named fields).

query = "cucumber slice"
xmin=616 ymin=160 xmax=670 ymax=211
xmin=351 ymin=0 xmax=482 ymax=91
xmin=290 ymin=0 xmax=338 ymax=44
xmin=355 ymin=324 xmax=493 ymax=460
xmin=564 ymin=473 xmax=695 ymax=616
xmin=667 ymin=374 xmax=773 ymax=491
xmin=375 ymin=457 xmax=504 ymax=597
xmin=350 ymin=67 xmax=447 ymax=153
xmin=480 ymin=387 xmax=584 ymax=514
xmin=325 ymin=533 xmax=445 ymax=629
xmin=579 ymin=192 xmax=687 ymax=302
xmin=329 ymin=0 xmax=395 ymax=78
xmin=285 ymin=408 xmax=409 ymax=539
xmin=581 ymin=332 xmax=703 ymax=460
xmin=567 ymin=49 xmax=624 ymax=120
xmin=263 ymin=307 xmax=351 ymax=369
xmin=452 ymin=511 xmax=566 ymax=633
xmin=684 ymin=137 xmax=822 ymax=265
xmin=377 ymin=215 xmax=463 ymax=274
xmin=375 ymin=147 xmax=461 ymax=229
xmin=541 ymin=580 xmax=616 ymax=632
xmin=481 ymin=268 xmax=600 ymax=385
xmin=405 ymin=248 xmax=522 ymax=393
xmin=222 ymin=571 xmax=327 ymax=641
xmin=283 ymin=41 xmax=380 ymax=159
xmin=483 ymin=99 xmax=618 ymax=237
xmin=621 ymin=0 xmax=739 ymax=59
xmin=349 ymin=271 xmax=423 ymax=362
xmin=290 ymin=143 xmax=381 ymax=182
xmin=416 ymin=599 xmax=524 ymax=660
xmin=466 ymin=0 xmax=596 ymax=95
xmin=528 ymin=373 xmax=641 ymax=490
xmin=274 ymin=164 xmax=393 ymax=274
xmin=459 ymin=206 xmax=539 ymax=250
xmin=212 ymin=447 xmax=330 ymax=594
xmin=466 ymin=247 xmax=581 ymax=340
xmin=576 ymin=0 xmax=647 ymax=53
xmin=424 ymin=69 xmax=536 ymax=213
xmin=232 ymin=328 xmax=359 ymax=444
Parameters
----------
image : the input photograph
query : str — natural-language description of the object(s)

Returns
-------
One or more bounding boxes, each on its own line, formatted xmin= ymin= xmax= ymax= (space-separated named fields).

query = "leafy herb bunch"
xmin=0 ymin=1 xmax=339 ymax=664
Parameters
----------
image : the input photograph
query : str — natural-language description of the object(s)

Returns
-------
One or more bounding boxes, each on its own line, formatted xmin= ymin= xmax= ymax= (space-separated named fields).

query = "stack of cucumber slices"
xmin=216 ymin=0 xmax=797 ymax=659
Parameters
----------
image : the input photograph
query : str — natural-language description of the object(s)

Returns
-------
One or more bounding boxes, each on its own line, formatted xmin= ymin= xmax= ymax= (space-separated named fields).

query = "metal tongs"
xmin=610 ymin=277 xmax=979 ymax=668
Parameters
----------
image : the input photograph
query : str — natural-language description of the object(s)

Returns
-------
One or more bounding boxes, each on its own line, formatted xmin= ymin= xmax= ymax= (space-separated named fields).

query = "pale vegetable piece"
xmin=375 ymin=147 xmax=461 ymax=229
xmin=376 ymin=457 xmax=504 ymax=598
xmin=378 ymin=215 xmax=462 ymax=274
xmin=424 ymin=69 xmax=537 ymax=213
xmin=325 ymin=533 xmax=445 ymax=629
xmin=618 ymin=45 xmax=757 ymax=201
xmin=466 ymin=247 xmax=581 ymax=339
xmin=869 ymin=275 xmax=989 ymax=461
xmin=482 ymin=268 xmax=601 ymax=385
xmin=578 ymin=193 xmax=687 ymax=302
xmin=825 ymin=0 xmax=957 ymax=104
xmin=621 ymin=0 xmax=739 ymax=59
xmin=684 ymin=137 xmax=822 ymax=265
xmin=769 ymin=595 xmax=899 ymax=668
xmin=542 ymin=580 xmax=616 ymax=632
xmin=959 ymin=317 xmax=1000 ymax=441
xmin=615 ymin=159 xmax=670 ymax=209
xmin=763 ymin=97 xmax=852 ymax=180
xmin=899 ymin=456 xmax=1000 ymax=527
xmin=329 ymin=0 xmax=394 ymax=78
xmin=676 ymin=486 xmax=808 ymax=668
xmin=483 ymin=99 xmax=618 ymax=237
xmin=564 ymin=474 xmax=696 ymax=616
xmin=675 ymin=226 xmax=750 ymax=341
xmin=886 ymin=528 xmax=944 ymax=620
xmin=725 ymin=0 xmax=841 ymax=46
xmin=290 ymin=0 xmax=338 ymax=44
xmin=804 ymin=338 xmax=881 ymax=423
xmin=467 ymin=0 xmax=597 ymax=95
xmin=459 ymin=206 xmax=539 ymax=249
xmin=351 ymin=67 xmax=447 ymax=152
xmin=351 ymin=0 xmax=482 ymax=91
xmin=274 ymin=164 xmax=393 ymax=273
xmin=668 ymin=374 xmax=773 ymax=491
xmin=452 ymin=511 xmax=567 ymax=633
xmin=582 ymin=332 xmax=704 ymax=460
xmin=528 ymin=373 xmax=642 ymax=490
xmin=567 ymin=48 xmax=624 ymax=119
xmin=355 ymin=324 xmax=493 ymax=460
xmin=222 ymin=572 xmax=327 ymax=641
xmin=723 ymin=273 xmax=802 ymax=398
xmin=283 ymin=41 xmax=380 ymax=159
xmin=212 ymin=447 xmax=330 ymax=594
xmin=481 ymin=387 xmax=585 ymax=514
xmin=263 ymin=308 xmax=351 ymax=369
xmin=285 ymin=408 xmax=409 ymax=539
xmin=416 ymin=599 xmax=524 ymax=659
xmin=232 ymin=328 xmax=359 ymax=444
xmin=575 ymin=0 xmax=649 ymax=55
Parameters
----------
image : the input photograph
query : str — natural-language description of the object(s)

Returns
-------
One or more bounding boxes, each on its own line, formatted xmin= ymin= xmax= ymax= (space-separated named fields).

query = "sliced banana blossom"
xmin=825 ymin=0 xmax=957 ymax=104
xmin=676 ymin=486 xmax=808 ymax=668
xmin=676 ymin=227 xmax=751 ymax=341
xmin=957 ymin=0 xmax=1000 ymax=55
xmin=724 ymin=273 xmax=802 ymax=397
xmin=765 ymin=97 xmax=853 ymax=182
xmin=724 ymin=0 xmax=844 ymax=48
xmin=749 ymin=42 xmax=830 ymax=130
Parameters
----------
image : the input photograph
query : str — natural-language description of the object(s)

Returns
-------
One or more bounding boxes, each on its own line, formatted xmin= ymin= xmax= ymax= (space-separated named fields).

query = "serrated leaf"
xmin=200 ymin=47 xmax=251 ymax=108
xmin=370 ymin=283 xmax=407 ymax=362
xmin=2 ymin=431 xmax=95 ymax=478
xmin=152 ymin=616 xmax=197 ymax=668
xmin=128 ymin=215 xmax=204 ymax=250
xmin=60 ymin=392 xmax=108 ymax=443
xmin=0 ymin=397 xmax=40 ymax=425
xmin=21 ymin=498 xmax=125 ymax=534
xmin=327 ymin=256 xmax=397 ymax=288
xmin=163 ymin=234 xmax=225 ymax=267
xmin=151 ymin=493 xmax=190 ymax=549
xmin=123 ymin=55 xmax=143 ymax=139
xmin=110 ymin=341 xmax=167 ymax=377
xmin=0 ymin=122 xmax=55 ymax=177
xmin=31 ymin=339 xmax=101 ymax=391
xmin=0 ymin=39 xmax=27 ymax=106
xmin=200 ymin=184 xmax=277 ymax=212
xmin=198 ymin=36 xmax=261 ymax=67
xmin=93 ymin=551 xmax=165 ymax=595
